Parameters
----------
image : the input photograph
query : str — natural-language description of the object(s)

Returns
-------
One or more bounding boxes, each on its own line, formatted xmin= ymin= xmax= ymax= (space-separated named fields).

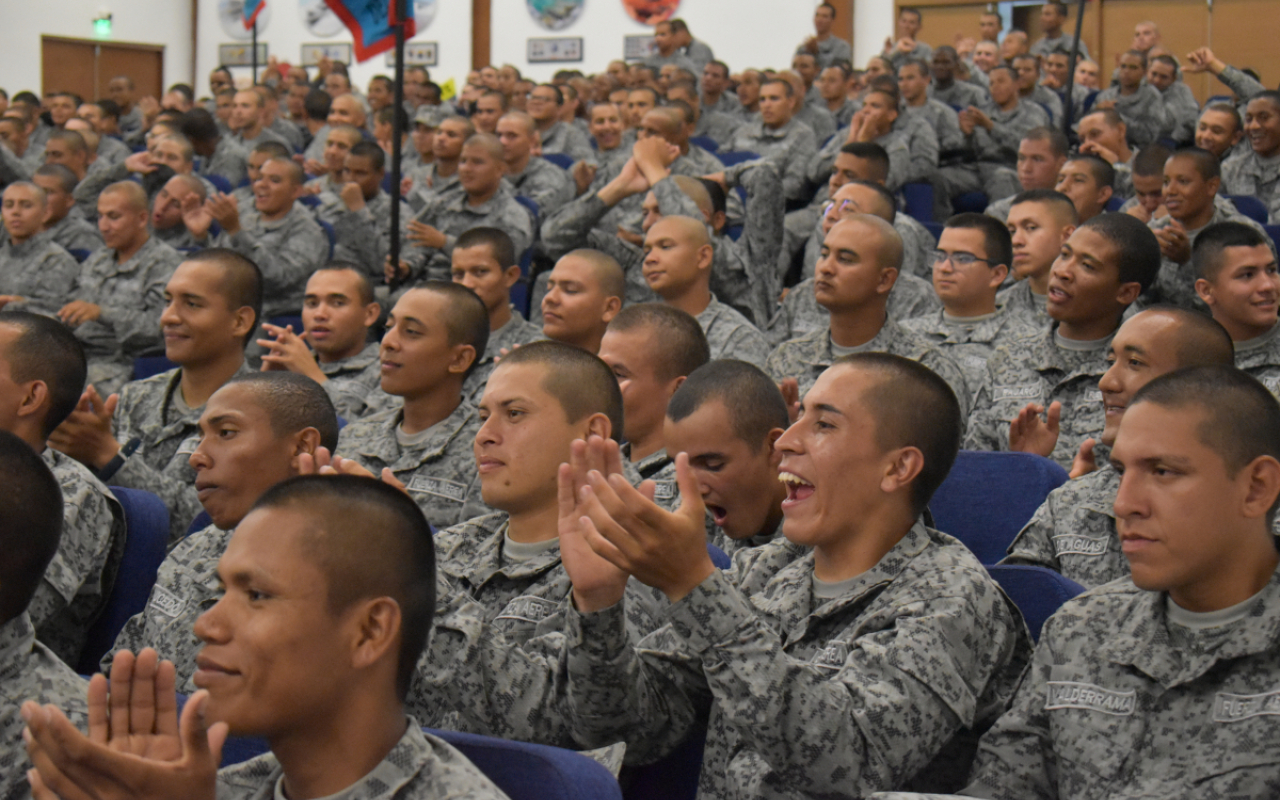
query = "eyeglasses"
xmin=930 ymin=250 xmax=994 ymax=267
xmin=822 ymin=198 xmax=862 ymax=217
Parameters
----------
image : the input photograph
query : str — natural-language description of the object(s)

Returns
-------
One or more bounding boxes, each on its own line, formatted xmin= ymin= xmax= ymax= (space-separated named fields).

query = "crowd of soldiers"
xmin=2 ymin=2 xmax=1280 ymax=798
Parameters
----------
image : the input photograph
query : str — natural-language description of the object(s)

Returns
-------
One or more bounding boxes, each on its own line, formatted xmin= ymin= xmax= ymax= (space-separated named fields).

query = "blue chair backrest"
xmin=1266 ymin=224 xmax=1280 ymax=251
xmin=952 ymin=191 xmax=989 ymax=214
xmin=266 ymin=315 xmax=304 ymax=333
xmin=1226 ymin=195 xmax=1270 ymax=225
xmin=707 ymin=543 xmax=730 ymax=569
xmin=689 ymin=136 xmax=719 ymax=154
xmin=298 ymin=194 xmax=322 ymax=209
xmin=543 ymin=152 xmax=575 ymax=170
xmin=901 ymin=182 xmax=935 ymax=224
xmin=986 ymin=564 xmax=1084 ymax=641
xmin=1105 ymin=195 xmax=1123 ymax=212
xmin=77 ymin=487 xmax=170 ymax=673
xmin=188 ymin=509 xmax=213 ymax=537
xmin=929 ymin=450 xmax=1069 ymax=564
xmin=68 ymin=248 xmax=92 ymax=263
xmin=428 ymin=727 xmax=623 ymax=800
xmin=715 ymin=150 xmax=759 ymax=167
xmin=921 ymin=220 xmax=944 ymax=242
xmin=724 ymin=224 xmax=744 ymax=241
xmin=316 ymin=219 xmax=336 ymax=259
xmin=515 ymin=195 xmax=540 ymax=224
xmin=620 ymin=726 xmax=705 ymax=800
xmin=133 ymin=355 xmax=178 ymax=381
xmin=206 ymin=174 xmax=233 ymax=195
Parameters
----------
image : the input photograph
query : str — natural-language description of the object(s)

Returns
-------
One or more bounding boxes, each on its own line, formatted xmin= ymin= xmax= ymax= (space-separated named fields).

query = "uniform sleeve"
xmin=963 ymin=375 xmax=1006 ymax=453
xmin=1217 ymin=66 xmax=1266 ymax=104
xmin=540 ymin=192 xmax=612 ymax=259
xmin=921 ymin=349 xmax=972 ymax=419
xmin=902 ymin=124 xmax=940 ymax=186
xmin=736 ymin=161 xmax=786 ymax=318
xmin=329 ymin=205 xmax=384 ymax=270
xmin=564 ymin=126 xmax=597 ymax=164
xmin=97 ymin=252 xmax=177 ymax=355
xmin=22 ymin=248 xmax=80 ymax=314
xmin=110 ymin=455 xmax=202 ymax=546
xmin=1000 ymin=494 xmax=1064 ymax=571
xmin=220 ymin=220 xmax=327 ymax=307
xmin=781 ymin=128 xmax=819 ymax=201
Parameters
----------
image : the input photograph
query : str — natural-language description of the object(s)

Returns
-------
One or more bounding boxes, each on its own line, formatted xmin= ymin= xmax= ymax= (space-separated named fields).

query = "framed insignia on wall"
xmin=526 ymin=0 xmax=586 ymax=31
xmin=620 ymin=0 xmax=679 ymax=25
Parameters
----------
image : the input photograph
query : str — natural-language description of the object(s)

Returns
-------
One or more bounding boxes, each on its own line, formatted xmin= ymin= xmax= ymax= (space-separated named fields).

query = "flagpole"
xmin=1062 ymin=0 xmax=1086 ymax=138
xmin=251 ymin=20 xmax=259 ymax=84
xmin=388 ymin=0 xmax=407 ymax=290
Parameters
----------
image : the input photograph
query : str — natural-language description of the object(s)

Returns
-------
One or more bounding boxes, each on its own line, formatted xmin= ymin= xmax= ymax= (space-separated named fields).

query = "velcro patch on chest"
xmin=406 ymin=474 xmax=467 ymax=503
xmin=148 ymin=585 xmax=186 ymax=618
xmin=1213 ymin=690 xmax=1280 ymax=723
xmin=1045 ymin=680 xmax=1137 ymax=716
xmin=808 ymin=641 xmax=849 ymax=672
xmin=651 ymin=480 xmax=677 ymax=501
xmin=1052 ymin=534 xmax=1109 ymax=557
xmin=496 ymin=595 xmax=560 ymax=624
xmin=993 ymin=383 xmax=1042 ymax=402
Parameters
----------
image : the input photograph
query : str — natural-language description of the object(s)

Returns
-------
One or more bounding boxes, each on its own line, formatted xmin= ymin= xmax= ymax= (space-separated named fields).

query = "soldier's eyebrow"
xmin=1119 ymin=343 xmax=1148 ymax=356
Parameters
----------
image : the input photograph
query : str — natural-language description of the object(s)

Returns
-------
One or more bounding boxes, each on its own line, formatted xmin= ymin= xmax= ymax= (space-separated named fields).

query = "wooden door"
xmin=472 ymin=0 xmax=490 ymax=69
xmin=41 ymin=36 xmax=164 ymax=102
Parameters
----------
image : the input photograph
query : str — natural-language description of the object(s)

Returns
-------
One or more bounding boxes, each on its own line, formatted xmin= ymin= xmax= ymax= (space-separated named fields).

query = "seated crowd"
xmin=3 ymin=4 xmax=1280 ymax=799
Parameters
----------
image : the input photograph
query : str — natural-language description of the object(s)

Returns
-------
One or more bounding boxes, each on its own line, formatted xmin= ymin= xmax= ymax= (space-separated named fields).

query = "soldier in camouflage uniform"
xmin=50 ymin=251 xmax=261 ymax=543
xmin=728 ymin=78 xmax=818 ymax=202
xmin=61 ymin=182 xmax=183 ymax=395
xmin=1221 ymin=94 xmax=1280 ymax=223
xmin=335 ymin=284 xmax=491 ymax=529
xmin=961 ymin=67 xmax=1051 ymax=202
xmin=406 ymin=115 xmax=473 ymax=212
xmin=998 ymin=190 xmax=1078 ymax=327
xmin=0 ymin=432 xmax=89 ymax=798
xmin=105 ymin=373 xmax=339 ymax=691
xmin=496 ymin=111 xmax=575 ymax=211
xmin=314 ymin=141 xmax=411 ymax=280
xmin=0 ymin=312 xmax=126 ymax=666
xmin=540 ymin=250 xmax=625 ymax=354
xmin=559 ymin=355 xmax=1032 ymax=793
xmin=32 ymin=164 xmax=103 ymax=253
xmin=1002 ymin=309 xmax=1237 ymax=588
xmin=1094 ymin=51 xmax=1171 ymax=147
xmin=878 ymin=367 xmax=1280 ymax=800
xmin=966 ymin=214 xmax=1162 ymax=467
xmin=256 ymin=265 xmax=388 ymax=420
xmin=902 ymin=213 xmax=1044 ymax=395
xmin=0 ymin=182 xmax=78 ymax=316
xmin=1190 ymin=221 xmax=1280 ymax=397
xmin=450 ymin=228 xmax=545 ymax=405
xmin=768 ymin=216 xmax=970 ymax=411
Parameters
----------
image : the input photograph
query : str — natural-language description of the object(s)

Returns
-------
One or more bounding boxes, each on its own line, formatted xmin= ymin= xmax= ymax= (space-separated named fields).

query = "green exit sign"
xmin=94 ymin=16 xmax=112 ymax=38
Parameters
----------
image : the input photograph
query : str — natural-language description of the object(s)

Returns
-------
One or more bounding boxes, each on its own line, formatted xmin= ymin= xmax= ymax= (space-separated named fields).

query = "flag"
xmin=324 ymin=0 xmax=417 ymax=62
xmin=242 ymin=0 xmax=266 ymax=30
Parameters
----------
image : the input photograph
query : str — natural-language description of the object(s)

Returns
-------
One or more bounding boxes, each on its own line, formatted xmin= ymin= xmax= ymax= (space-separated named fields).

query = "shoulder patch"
xmin=406 ymin=474 xmax=467 ymax=503
xmin=1213 ymin=690 xmax=1280 ymax=722
xmin=1046 ymin=680 xmax=1137 ymax=716
xmin=1052 ymin=534 xmax=1109 ymax=557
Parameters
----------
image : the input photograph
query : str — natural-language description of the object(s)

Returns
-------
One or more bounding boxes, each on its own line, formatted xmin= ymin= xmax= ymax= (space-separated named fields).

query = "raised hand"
xmin=1008 ymin=401 xmax=1061 ymax=458
xmin=559 ymin=436 xmax=631 ymax=612
xmin=48 ymin=387 xmax=121 ymax=470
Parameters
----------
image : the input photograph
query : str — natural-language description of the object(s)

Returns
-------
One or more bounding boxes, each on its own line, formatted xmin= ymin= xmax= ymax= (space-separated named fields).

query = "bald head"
xmin=642 ymin=107 xmax=683 ymax=138
xmin=499 ymin=110 xmax=536 ymax=135
xmin=329 ymin=95 xmax=366 ymax=126
xmin=831 ymin=214 xmax=903 ymax=272
xmin=651 ymin=214 xmax=710 ymax=249
xmin=101 ymin=180 xmax=148 ymax=212
xmin=1131 ymin=307 xmax=1235 ymax=368
xmin=329 ymin=124 xmax=364 ymax=148
xmin=463 ymin=132 xmax=505 ymax=161
xmin=563 ymin=249 xmax=626 ymax=300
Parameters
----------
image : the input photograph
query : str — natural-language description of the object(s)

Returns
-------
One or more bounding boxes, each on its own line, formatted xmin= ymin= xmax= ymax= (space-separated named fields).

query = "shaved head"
xmin=463 ymin=132 xmax=505 ymax=161
xmin=671 ymin=175 xmax=713 ymax=219
xmin=833 ymin=214 xmax=903 ymax=272
xmin=651 ymin=214 xmax=711 ymax=249
xmin=101 ymin=180 xmax=148 ymax=212
xmin=563 ymin=248 xmax=626 ymax=300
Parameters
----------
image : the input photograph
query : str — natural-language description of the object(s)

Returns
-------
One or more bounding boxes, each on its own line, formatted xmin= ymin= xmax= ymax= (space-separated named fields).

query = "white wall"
xmin=853 ymin=0 xmax=896 ymax=68
xmin=193 ymin=1 xmax=471 ymax=101
xmin=489 ymin=0 xmax=815 ymax=83
xmin=0 ymin=0 xmax=193 ymax=95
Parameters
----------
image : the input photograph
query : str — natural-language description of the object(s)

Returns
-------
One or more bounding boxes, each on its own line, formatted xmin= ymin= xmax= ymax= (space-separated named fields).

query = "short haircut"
xmin=48 ymin=129 xmax=87 ymax=154
xmin=629 ymin=86 xmax=660 ymax=106
xmin=223 ymin=372 xmax=340 ymax=451
xmin=1025 ymin=126 xmax=1070 ymax=158
xmin=158 ymin=134 xmax=195 ymax=163
xmin=33 ymin=163 xmax=78 ymax=194
xmin=900 ymin=7 xmax=922 ymax=21
xmin=182 ymin=249 xmax=264 ymax=347
xmin=1083 ymin=107 xmax=1125 ymax=130
xmin=1132 ymin=306 xmax=1235 ymax=367
xmin=179 ymin=108 xmax=220 ymax=144
xmin=250 ymin=475 xmax=436 ymax=699
xmin=835 ymin=353 xmax=959 ymax=516
xmin=564 ymin=248 xmax=626 ymax=301
xmin=1248 ymin=91 xmax=1280 ymax=115
xmin=479 ymin=90 xmax=509 ymax=110
xmin=0 ymin=430 xmax=64 ymax=622
xmin=838 ymin=141 xmax=891 ymax=183
xmin=455 ymin=227 xmax=516 ymax=269
xmin=897 ymin=58 xmax=930 ymax=79
xmin=413 ymin=281 xmax=490 ymax=378
xmin=988 ymin=65 xmax=1017 ymax=82
xmin=1122 ymin=49 xmax=1149 ymax=70
xmin=1193 ymin=221 xmax=1273 ymax=282
xmin=1130 ymin=366 xmax=1280 ymax=524
xmin=819 ymin=2 xmax=837 ymax=18
xmin=762 ymin=78 xmax=794 ymax=98
xmin=1170 ymin=146 xmax=1220 ymax=181
xmin=706 ymin=60 xmax=730 ymax=78
xmin=607 ymin=303 xmax=709 ymax=383
xmin=843 ymin=179 xmax=898 ymax=224
xmin=537 ymin=83 xmax=564 ymax=105
xmin=944 ymin=212 xmax=1014 ymax=269
xmin=1044 ymin=1 xmax=1067 ymax=17
xmin=1078 ymin=213 xmax=1161 ymax=294
xmin=168 ymin=83 xmax=195 ymax=103
xmin=666 ymin=360 xmax=789 ymax=450
xmin=1151 ymin=53 xmax=1179 ymax=75
xmin=1201 ymin=102 xmax=1242 ymax=132
xmin=1066 ymin=152 xmax=1115 ymax=189
xmin=101 ymin=180 xmax=147 ymax=212
xmin=1133 ymin=142 xmax=1173 ymax=177
xmin=1010 ymin=188 xmax=1079 ymax=224
xmin=349 ymin=139 xmax=386 ymax=171
xmin=314 ymin=261 xmax=376 ymax=306
xmin=304 ymin=89 xmax=332 ymax=122
xmin=462 ymin=132 xmax=503 ymax=161
xmin=0 ymin=311 xmax=87 ymax=436
xmin=499 ymin=341 xmax=624 ymax=442
xmin=251 ymin=140 xmax=292 ymax=160
xmin=95 ymin=98 xmax=121 ymax=120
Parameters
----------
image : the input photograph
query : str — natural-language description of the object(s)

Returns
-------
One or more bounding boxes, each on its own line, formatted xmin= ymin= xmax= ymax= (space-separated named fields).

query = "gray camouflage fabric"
xmin=694 ymin=110 xmax=744 ymax=151
xmin=798 ymin=215 xmax=936 ymax=283
xmin=1093 ymin=84 xmax=1169 ymax=146
xmin=46 ymin=208 xmax=104 ymax=253
xmin=1029 ymin=34 xmax=1090 ymax=61
xmin=807 ymin=128 xmax=913 ymax=194
xmin=696 ymin=296 xmax=771 ymax=368
xmin=901 ymin=307 xmax=1046 ymax=398
xmin=563 ymin=522 xmax=1033 ymax=796
xmin=0 ymin=613 xmax=89 ymax=799
xmin=198 ymin=136 xmax=250 ymax=188
xmin=463 ymin=310 xmax=544 ymax=405
xmin=404 ymin=183 xmax=534 ymax=282
xmin=800 ymin=36 xmax=853 ymax=69
xmin=505 ymin=156 xmax=574 ymax=212
xmin=1234 ymin=321 xmax=1280 ymax=398
xmin=406 ymin=162 xmax=464 ymax=212
xmin=996 ymin=280 xmax=1051 ymax=327
xmin=216 ymin=721 xmax=511 ymax=800
xmin=728 ymin=119 xmax=818 ymax=202
xmin=315 ymin=189 xmax=412 ymax=277
xmin=29 ymin=449 xmax=127 ymax=666
xmin=539 ymin=121 xmax=595 ymax=164
xmin=213 ymin=203 xmax=330 ymax=318
xmin=1221 ymin=149 xmax=1280 ymax=225
xmin=316 ymin=341 xmax=386 ymax=420
xmin=1146 ymin=203 xmax=1273 ymax=309
xmin=963 ymin=325 xmax=1109 ymax=468
xmin=766 ymin=275 xmax=942 ymax=347
xmin=0 ymin=230 xmax=79 ymax=314
xmin=970 ymin=102 xmax=1050 ymax=170
xmin=1158 ymin=82 xmax=1200 ymax=144
xmin=335 ymin=401 xmax=489 ymax=529
xmin=929 ymin=81 xmax=990 ymax=111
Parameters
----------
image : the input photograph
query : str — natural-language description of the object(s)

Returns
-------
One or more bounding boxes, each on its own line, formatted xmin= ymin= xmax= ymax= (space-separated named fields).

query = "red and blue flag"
xmin=324 ymin=0 xmax=417 ymax=62
xmin=242 ymin=0 xmax=266 ymax=29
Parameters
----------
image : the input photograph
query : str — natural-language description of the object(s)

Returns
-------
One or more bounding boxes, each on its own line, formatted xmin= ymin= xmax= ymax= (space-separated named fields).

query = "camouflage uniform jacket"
xmin=335 ymin=401 xmax=489 ymax=530
xmin=216 ymin=722 xmax=512 ymax=800
xmin=563 ymin=523 xmax=1033 ymax=796
xmin=213 ymin=203 xmax=329 ymax=318
xmin=1001 ymin=464 xmax=1126 ymax=589
xmin=1159 ymin=81 xmax=1201 ymax=145
xmin=901 ymin=307 xmax=1046 ymax=399
xmin=621 ymin=444 xmax=679 ymax=512
xmin=1234 ymin=321 xmax=1280 ymax=398
xmin=799 ymin=206 xmax=935 ymax=282
xmin=891 ymin=113 xmax=942 ymax=188
xmin=462 ymin=310 xmax=544 ymax=405
xmin=1093 ymin=84 xmax=1170 ymax=146
xmin=71 ymin=236 xmax=183 ymax=360
xmin=46 ymin=207 xmax=104 ymax=253
xmin=538 ymin=191 xmax=648 ymax=302
xmin=964 ymin=325 xmax=1109 ymax=468
xmin=970 ymin=102 xmax=1051 ymax=167
xmin=30 ymin=449 xmax=127 ymax=665
xmin=712 ymin=161 xmax=786 ymax=328
xmin=902 ymin=100 xmax=967 ymax=161
xmin=109 ymin=363 xmax=252 ymax=544
xmin=727 ymin=118 xmax=818 ymax=201
xmin=929 ymin=81 xmax=990 ymax=111
xmin=694 ymin=110 xmax=745 ymax=151
xmin=0 ymin=231 xmax=79 ymax=315
xmin=198 ymin=136 xmax=250 ymax=188
xmin=406 ymin=184 xmax=534 ymax=283
xmin=996 ymin=280 xmax=1051 ymax=326
xmin=808 ymin=128 xmax=912 ymax=192
xmin=106 ymin=523 xmax=231 ymax=692
xmin=1222 ymin=149 xmax=1280 ymax=225
xmin=984 ymin=195 xmax=1014 ymax=224
xmin=318 ymin=341 xmax=385 ymax=420
xmin=802 ymin=36 xmax=853 ymax=69
xmin=505 ymin=156 xmax=575 ymax=212
xmin=946 ymin=567 xmax=1280 ymax=800
xmin=1147 ymin=205 xmax=1273 ymax=310
xmin=696 ymin=295 xmax=771 ymax=368
xmin=0 ymin=613 xmax=90 ymax=800
xmin=406 ymin=162 xmax=464 ymax=212
xmin=766 ymin=321 xmax=972 ymax=413
xmin=315 ymin=189 xmax=412 ymax=278
xmin=539 ymin=121 xmax=595 ymax=164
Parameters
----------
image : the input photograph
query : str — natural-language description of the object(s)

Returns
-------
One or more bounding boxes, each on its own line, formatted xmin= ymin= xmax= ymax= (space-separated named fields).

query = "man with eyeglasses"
xmin=903 ymin=213 xmax=1043 ymax=395
xmin=526 ymin=83 xmax=594 ymax=164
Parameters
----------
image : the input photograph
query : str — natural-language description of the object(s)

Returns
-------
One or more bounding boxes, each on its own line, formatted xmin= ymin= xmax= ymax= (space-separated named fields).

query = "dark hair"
xmin=628 ymin=86 xmax=660 ymax=106
xmin=945 ymin=212 xmax=1014 ymax=271
xmin=897 ymin=58 xmax=930 ymax=79
xmin=536 ymin=83 xmax=564 ymax=105
xmin=1130 ymin=306 xmax=1235 ymax=368
xmin=899 ymin=6 xmax=922 ymax=22
xmin=1201 ymin=102 xmax=1242 ymax=134
xmin=95 ymin=99 xmax=122 ymax=120
xmin=842 ymin=179 xmax=898 ymax=223
xmin=224 ymin=372 xmax=340 ymax=451
xmin=304 ymin=88 xmax=332 ymax=122
xmin=1193 ymin=221 xmax=1273 ymax=282
xmin=455 ymin=227 xmax=516 ymax=269
xmin=1247 ymin=91 xmax=1280 ymax=115
xmin=179 ymin=107 xmax=220 ymax=144
xmin=1044 ymin=1 xmax=1068 ymax=16
xmin=1010 ymin=188 xmax=1080 ymax=224
xmin=1025 ymin=126 xmax=1070 ymax=158
xmin=818 ymin=2 xmax=837 ymax=18
xmin=251 ymin=140 xmax=292 ymax=160
xmin=250 ymin=475 xmax=436 ymax=699
xmin=667 ymin=360 xmax=789 ymax=450
xmin=607 ymin=304 xmax=709 ymax=383
xmin=1122 ymin=49 xmax=1149 ymax=70
xmin=499 ymin=341 xmax=624 ymax=442
xmin=182 ymin=249 xmax=264 ymax=348
xmin=1066 ymin=152 xmax=1116 ymax=190
xmin=34 ymin=163 xmax=78 ymax=194
xmin=697 ymin=178 xmax=727 ymax=216
xmin=48 ymin=130 xmax=88 ymax=155
xmin=349 ymin=139 xmax=386 ymax=172
xmin=762 ymin=78 xmax=795 ymax=98
xmin=167 ymin=83 xmax=195 ymax=103
xmin=838 ymin=142 xmax=890 ymax=183
xmin=834 ymin=353 xmax=960 ymax=516
xmin=1133 ymin=142 xmax=1173 ymax=177
xmin=1151 ymin=54 xmax=1179 ymax=76
xmin=1130 ymin=366 xmax=1280 ymax=524
xmin=1170 ymin=146 xmax=1220 ymax=181
xmin=411 ymin=281 xmax=490 ymax=379
xmin=0 ymin=430 xmax=64 ymax=622
xmin=0 ymin=311 xmax=87 ymax=436
xmin=314 ymin=260 xmax=376 ymax=306
xmin=1079 ymin=213 xmax=1161 ymax=295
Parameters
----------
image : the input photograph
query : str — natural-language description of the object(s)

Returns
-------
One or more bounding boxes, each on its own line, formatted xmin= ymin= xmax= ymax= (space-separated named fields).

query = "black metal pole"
xmin=389 ymin=0 xmax=408 ymax=288
xmin=251 ymin=21 xmax=259 ymax=84
xmin=1061 ymin=0 xmax=1087 ymax=138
